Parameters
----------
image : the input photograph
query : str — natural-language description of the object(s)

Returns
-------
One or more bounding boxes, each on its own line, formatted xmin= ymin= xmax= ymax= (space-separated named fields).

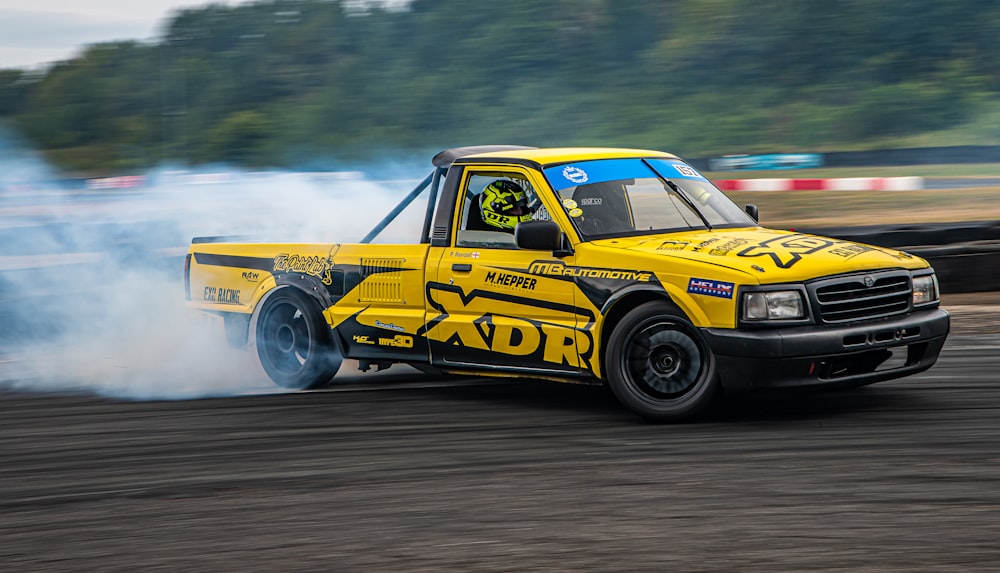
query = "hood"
xmin=589 ymin=227 xmax=928 ymax=283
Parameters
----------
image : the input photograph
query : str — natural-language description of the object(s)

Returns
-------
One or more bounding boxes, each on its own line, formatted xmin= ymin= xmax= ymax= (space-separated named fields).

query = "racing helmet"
xmin=479 ymin=179 xmax=533 ymax=231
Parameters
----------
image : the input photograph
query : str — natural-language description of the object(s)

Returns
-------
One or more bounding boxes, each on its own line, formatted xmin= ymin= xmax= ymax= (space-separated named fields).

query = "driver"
xmin=475 ymin=179 xmax=534 ymax=233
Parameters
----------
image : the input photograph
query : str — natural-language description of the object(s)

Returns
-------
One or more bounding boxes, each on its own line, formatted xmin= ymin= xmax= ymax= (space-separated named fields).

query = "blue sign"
xmin=687 ymin=277 xmax=735 ymax=299
xmin=708 ymin=154 xmax=824 ymax=171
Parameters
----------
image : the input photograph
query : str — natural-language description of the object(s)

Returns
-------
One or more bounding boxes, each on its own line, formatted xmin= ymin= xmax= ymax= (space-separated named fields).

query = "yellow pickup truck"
xmin=185 ymin=146 xmax=949 ymax=421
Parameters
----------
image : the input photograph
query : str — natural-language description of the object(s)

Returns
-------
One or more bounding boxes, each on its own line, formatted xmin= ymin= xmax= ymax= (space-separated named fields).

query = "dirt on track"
xmin=1 ymin=306 xmax=999 ymax=572
xmin=941 ymin=293 xmax=1000 ymax=334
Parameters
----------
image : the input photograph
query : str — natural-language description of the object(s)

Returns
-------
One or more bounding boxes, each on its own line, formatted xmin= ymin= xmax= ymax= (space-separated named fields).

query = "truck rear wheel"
xmin=606 ymin=300 xmax=719 ymax=422
xmin=255 ymin=288 xmax=341 ymax=389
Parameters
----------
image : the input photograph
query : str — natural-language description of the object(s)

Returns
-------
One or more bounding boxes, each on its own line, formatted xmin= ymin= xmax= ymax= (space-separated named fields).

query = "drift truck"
xmin=185 ymin=146 xmax=950 ymax=421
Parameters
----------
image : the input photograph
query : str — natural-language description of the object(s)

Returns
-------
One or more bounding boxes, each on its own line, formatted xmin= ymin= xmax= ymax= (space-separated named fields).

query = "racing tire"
xmin=255 ymin=288 xmax=342 ymax=390
xmin=606 ymin=300 xmax=719 ymax=422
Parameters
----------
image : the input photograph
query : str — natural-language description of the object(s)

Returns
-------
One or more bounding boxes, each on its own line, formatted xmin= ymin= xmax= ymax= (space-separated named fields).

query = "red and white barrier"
xmin=715 ymin=176 xmax=924 ymax=192
xmin=86 ymin=175 xmax=146 ymax=190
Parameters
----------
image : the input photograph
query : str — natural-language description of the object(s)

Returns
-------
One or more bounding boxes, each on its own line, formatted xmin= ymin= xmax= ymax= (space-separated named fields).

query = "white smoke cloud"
xmin=0 ymin=132 xmax=429 ymax=399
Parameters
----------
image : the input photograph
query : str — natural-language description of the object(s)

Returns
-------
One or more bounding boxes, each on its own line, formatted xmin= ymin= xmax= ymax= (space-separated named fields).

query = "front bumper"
xmin=702 ymin=308 xmax=950 ymax=391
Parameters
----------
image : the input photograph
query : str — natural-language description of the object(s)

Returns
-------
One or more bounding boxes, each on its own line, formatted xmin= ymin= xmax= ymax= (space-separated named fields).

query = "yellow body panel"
xmin=321 ymin=243 xmax=431 ymax=337
xmin=186 ymin=147 xmax=933 ymax=382
xmin=188 ymin=242 xmax=336 ymax=314
xmin=463 ymin=147 xmax=678 ymax=166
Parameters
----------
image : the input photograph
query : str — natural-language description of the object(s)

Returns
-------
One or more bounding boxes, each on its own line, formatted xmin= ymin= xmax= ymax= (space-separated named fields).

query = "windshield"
xmin=542 ymin=158 xmax=756 ymax=239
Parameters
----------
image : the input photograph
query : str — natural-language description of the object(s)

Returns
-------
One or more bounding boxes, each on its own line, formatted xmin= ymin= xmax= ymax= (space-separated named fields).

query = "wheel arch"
xmin=248 ymin=279 xmax=338 ymax=349
xmin=598 ymin=288 xmax=677 ymax=378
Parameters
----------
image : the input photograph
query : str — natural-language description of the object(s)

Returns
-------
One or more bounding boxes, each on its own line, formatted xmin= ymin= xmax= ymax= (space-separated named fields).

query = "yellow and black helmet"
xmin=480 ymin=180 xmax=533 ymax=231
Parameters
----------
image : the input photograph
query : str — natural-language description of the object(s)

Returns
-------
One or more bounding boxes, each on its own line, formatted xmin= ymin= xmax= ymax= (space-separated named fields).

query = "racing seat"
xmin=571 ymin=181 xmax=634 ymax=235
xmin=464 ymin=194 xmax=492 ymax=231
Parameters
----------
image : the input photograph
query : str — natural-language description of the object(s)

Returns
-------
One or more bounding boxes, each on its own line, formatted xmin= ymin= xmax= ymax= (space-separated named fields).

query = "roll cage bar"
xmin=360 ymin=145 xmax=537 ymax=244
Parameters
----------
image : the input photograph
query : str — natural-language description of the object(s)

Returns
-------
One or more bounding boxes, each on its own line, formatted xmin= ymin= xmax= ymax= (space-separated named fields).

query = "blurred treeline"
xmin=1 ymin=0 xmax=999 ymax=174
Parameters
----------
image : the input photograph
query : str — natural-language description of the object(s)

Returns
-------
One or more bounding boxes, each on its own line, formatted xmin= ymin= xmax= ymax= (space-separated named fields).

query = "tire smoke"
xmin=0 ymin=133 xmax=427 ymax=399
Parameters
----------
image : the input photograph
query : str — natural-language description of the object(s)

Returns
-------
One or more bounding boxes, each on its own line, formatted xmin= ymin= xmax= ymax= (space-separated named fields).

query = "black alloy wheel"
xmin=606 ymin=300 xmax=719 ymax=421
xmin=255 ymin=288 xmax=341 ymax=389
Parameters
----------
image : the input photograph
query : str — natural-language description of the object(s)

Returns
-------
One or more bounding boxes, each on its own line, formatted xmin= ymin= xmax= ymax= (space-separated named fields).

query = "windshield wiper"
xmin=663 ymin=178 xmax=713 ymax=231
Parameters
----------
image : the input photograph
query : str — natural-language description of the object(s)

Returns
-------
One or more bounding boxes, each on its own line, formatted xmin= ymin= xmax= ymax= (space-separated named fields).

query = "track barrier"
xmin=716 ymin=177 xmax=925 ymax=192
xmin=803 ymin=221 xmax=1000 ymax=293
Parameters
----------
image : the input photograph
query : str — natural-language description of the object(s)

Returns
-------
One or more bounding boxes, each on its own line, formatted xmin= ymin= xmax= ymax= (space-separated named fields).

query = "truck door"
xmin=423 ymin=168 xmax=594 ymax=375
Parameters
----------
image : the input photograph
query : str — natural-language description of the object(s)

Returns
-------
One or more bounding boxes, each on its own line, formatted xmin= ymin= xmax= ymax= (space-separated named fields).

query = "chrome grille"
xmin=812 ymin=272 xmax=911 ymax=324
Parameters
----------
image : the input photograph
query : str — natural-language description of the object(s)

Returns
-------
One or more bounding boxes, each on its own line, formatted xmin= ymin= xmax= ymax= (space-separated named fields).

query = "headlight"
xmin=912 ymin=274 xmax=939 ymax=305
xmin=743 ymin=290 xmax=805 ymax=321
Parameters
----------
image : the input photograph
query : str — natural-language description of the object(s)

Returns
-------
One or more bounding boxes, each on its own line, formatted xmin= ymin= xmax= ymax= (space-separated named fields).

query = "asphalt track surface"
xmin=6 ymin=173 xmax=1000 ymax=570
xmin=0 ymin=309 xmax=998 ymax=572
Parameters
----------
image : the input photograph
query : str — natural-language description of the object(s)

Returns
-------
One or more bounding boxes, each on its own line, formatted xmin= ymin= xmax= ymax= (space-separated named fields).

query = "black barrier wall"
xmin=824 ymin=146 xmax=1000 ymax=168
xmin=804 ymin=221 xmax=1000 ymax=293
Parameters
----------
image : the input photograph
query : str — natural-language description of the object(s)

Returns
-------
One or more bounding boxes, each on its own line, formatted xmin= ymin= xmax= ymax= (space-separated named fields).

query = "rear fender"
xmin=222 ymin=278 xmax=340 ymax=350
xmin=247 ymin=282 xmax=339 ymax=347
xmin=273 ymin=273 xmax=341 ymax=309
xmin=246 ymin=272 xmax=340 ymax=316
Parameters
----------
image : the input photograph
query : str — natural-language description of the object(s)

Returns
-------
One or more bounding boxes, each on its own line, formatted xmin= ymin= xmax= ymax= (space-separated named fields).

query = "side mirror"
xmin=745 ymin=204 xmax=759 ymax=223
xmin=515 ymin=220 xmax=563 ymax=251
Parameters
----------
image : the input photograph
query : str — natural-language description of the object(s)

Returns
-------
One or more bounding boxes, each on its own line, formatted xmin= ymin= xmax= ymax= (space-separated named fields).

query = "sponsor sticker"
xmin=673 ymin=164 xmax=701 ymax=178
xmin=737 ymin=234 xmax=834 ymax=269
xmin=709 ymin=238 xmax=750 ymax=257
xmin=829 ymin=244 xmax=875 ymax=259
xmin=568 ymin=207 xmax=583 ymax=218
xmin=528 ymin=261 xmax=652 ymax=282
xmin=378 ymin=335 xmax=413 ymax=348
xmin=203 ymin=286 xmax=241 ymax=304
xmin=656 ymin=240 xmax=689 ymax=251
xmin=375 ymin=320 xmax=406 ymax=332
xmin=485 ymin=270 xmax=537 ymax=291
xmin=563 ymin=166 xmax=589 ymax=184
xmin=423 ymin=282 xmax=594 ymax=370
xmin=273 ymin=253 xmax=335 ymax=285
xmin=687 ymin=277 xmax=735 ymax=299
xmin=562 ymin=198 xmax=578 ymax=209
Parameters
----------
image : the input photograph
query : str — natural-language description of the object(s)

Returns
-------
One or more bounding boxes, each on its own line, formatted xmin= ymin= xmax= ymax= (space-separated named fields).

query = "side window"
xmin=455 ymin=172 xmax=538 ymax=249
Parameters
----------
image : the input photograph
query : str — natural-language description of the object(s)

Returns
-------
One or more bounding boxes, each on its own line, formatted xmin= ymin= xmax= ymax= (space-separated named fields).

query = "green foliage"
xmin=0 ymin=70 xmax=33 ymax=116
xmin=200 ymin=110 xmax=274 ymax=165
xmin=3 ymin=0 xmax=1000 ymax=172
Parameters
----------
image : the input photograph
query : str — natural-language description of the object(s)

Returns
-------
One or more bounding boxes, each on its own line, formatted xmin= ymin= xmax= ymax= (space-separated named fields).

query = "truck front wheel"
xmin=606 ymin=300 xmax=719 ymax=422
xmin=255 ymin=288 xmax=341 ymax=389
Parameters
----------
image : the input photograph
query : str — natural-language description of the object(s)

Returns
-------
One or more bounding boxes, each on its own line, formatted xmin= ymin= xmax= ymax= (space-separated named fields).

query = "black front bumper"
xmin=702 ymin=308 xmax=950 ymax=391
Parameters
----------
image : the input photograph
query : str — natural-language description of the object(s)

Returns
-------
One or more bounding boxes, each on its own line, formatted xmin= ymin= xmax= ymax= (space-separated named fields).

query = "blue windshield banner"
xmin=544 ymin=158 xmax=707 ymax=191
xmin=646 ymin=159 xmax=710 ymax=182
xmin=543 ymin=159 xmax=655 ymax=191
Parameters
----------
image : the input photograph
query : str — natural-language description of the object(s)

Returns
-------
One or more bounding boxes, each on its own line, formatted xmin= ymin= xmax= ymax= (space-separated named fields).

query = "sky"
xmin=0 ymin=1 xmax=235 ymax=69
xmin=0 ymin=1 xmax=411 ymax=70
